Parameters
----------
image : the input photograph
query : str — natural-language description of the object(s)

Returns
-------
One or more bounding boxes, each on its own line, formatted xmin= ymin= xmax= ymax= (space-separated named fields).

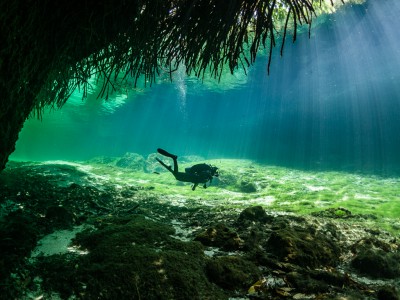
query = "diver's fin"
xmin=155 ymin=157 xmax=173 ymax=172
xmin=157 ymin=148 xmax=177 ymax=160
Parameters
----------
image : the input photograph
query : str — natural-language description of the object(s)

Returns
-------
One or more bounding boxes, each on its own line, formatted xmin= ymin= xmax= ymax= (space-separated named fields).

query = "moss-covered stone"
xmin=206 ymin=256 xmax=261 ymax=290
xmin=194 ymin=223 xmax=243 ymax=250
xmin=351 ymin=248 xmax=400 ymax=279
xmin=286 ymin=271 xmax=330 ymax=293
xmin=115 ymin=153 xmax=145 ymax=171
xmin=377 ymin=286 xmax=400 ymax=300
xmin=145 ymin=153 xmax=166 ymax=173
xmin=237 ymin=205 xmax=270 ymax=224
xmin=312 ymin=207 xmax=352 ymax=219
xmin=0 ymin=211 xmax=39 ymax=298
xmin=36 ymin=215 xmax=227 ymax=299
xmin=350 ymin=237 xmax=400 ymax=279
xmin=88 ymin=156 xmax=117 ymax=165
xmin=237 ymin=180 xmax=257 ymax=193
xmin=45 ymin=206 xmax=75 ymax=230
xmin=265 ymin=226 xmax=340 ymax=268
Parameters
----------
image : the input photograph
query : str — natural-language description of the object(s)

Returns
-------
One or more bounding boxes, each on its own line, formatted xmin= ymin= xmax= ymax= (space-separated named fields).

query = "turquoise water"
xmin=12 ymin=0 xmax=400 ymax=175
xmin=3 ymin=2 xmax=400 ymax=298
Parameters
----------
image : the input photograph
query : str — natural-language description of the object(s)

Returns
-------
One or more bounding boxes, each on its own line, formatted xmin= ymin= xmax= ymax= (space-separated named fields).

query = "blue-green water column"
xmin=12 ymin=0 xmax=400 ymax=175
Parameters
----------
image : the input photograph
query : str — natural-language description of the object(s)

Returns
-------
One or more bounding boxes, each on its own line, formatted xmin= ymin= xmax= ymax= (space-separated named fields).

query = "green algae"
xmin=83 ymin=156 xmax=400 ymax=235
xmin=1 ymin=159 xmax=399 ymax=299
xmin=35 ymin=215 xmax=228 ymax=299
xmin=206 ymin=256 xmax=261 ymax=290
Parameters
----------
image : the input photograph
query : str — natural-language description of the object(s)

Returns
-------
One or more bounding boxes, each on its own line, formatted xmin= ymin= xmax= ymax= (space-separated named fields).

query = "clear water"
xmin=3 ymin=2 xmax=400 ymax=298
xmin=12 ymin=0 xmax=400 ymax=176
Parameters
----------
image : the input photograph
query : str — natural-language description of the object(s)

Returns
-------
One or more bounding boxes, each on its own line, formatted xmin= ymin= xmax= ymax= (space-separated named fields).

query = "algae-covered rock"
xmin=115 ymin=153 xmax=145 ymax=170
xmin=237 ymin=205 xmax=270 ymax=224
xmin=351 ymin=248 xmax=400 ymax=279
xmin=350 ymin=237 xmax=400 ymax=279
xmin=265 ymin=226 xmax=340 ymax=268
xmin=195 ymin=223 xmax=244 ymax=250
xmin=45 ymin=206 xmax=75 ymax=229
xmin=145 ymin=153 xmax=166 ymax=173
xmin=312 ymin=207 xmax=352 ymax=219
xmin=237 ymin=180 xmax=257 ymax=193
xmin=36 ymin=215 xmax=227 ymax=299
xmin=377 ymin=286 xmax=400 ymax=300
xmin=206 ymin=256 xmax=261 ymax=290
xmin=0 ymin=211 xmax=39 ymax=297
xmin=286 ymin=271 xmax=330 ymax=293
xmin=88 ymin=156 xmax=117 ymax=165
xmin=0 ymin=211 xmax=38 ymax=259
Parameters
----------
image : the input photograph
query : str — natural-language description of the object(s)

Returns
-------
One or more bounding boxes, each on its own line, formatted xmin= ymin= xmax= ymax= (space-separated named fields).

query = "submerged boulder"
xmin=350 ymin=237 xmax=400 ymax=279
xmin=377 ymin=286 xmax=400 ymax=300
xmin=195 ymin=223 xmax=243 ymax=251
xmin=351 ymin=248 xmax=400 ymax=279
xmin=237 ymin=180 xmax=257 ymax=193
xmin=35 ymin=215 xmax=227 ymax=299
xmin=237 ymin=205 xmax=270 ymax=224
xmin=45 ymin=206 xmax=75 ymax=230
xmin=206 ymin=256 xmax=260 ymax=290
xmin=145 ymin=153 xmax=166 ymax=173
xmin=115 ymin=153 xmax=145 ymax=171
xmin=88 ymin=156 xmax=117 ymax=165
xmin=265 ymin=226 xmax=340 ymax=268
xmin=312 ymin=207 xmax=352 ymax=219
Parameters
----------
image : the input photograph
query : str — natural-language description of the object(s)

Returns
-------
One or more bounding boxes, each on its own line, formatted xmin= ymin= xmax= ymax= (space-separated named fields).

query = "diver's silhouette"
xmin=155 ymin=148 xmax=219 ymax=191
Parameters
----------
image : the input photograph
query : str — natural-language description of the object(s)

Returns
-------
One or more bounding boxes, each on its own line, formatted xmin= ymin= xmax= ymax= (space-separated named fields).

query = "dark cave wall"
xmin=0 ymin=0 xmax=142 ymax=171
xmin=0 ymin=86 xmax=38 ymax=173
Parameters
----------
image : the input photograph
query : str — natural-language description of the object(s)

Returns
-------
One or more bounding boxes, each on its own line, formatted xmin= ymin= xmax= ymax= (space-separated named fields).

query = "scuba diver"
xmin=155 ymin=148 xmax=219 ymax=191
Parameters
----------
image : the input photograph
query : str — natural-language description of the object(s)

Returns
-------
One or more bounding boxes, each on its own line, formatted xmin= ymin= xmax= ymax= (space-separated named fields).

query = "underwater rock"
xmin=205 ymin=256 xmax=260 ymax=290
xmin=115 ymin=152 xmax=145 ymax=170
xmin=377 ymin=286 xmax=400 ymax=300
xmin=88 ymin=155 xmax=117 ymax=165
xmin=145 ymin=153 xmax=167 ymax=173
xmin=0 ymin=211 xmax=38 ymax=258
xmin=216 ymin=172 xmax=236 ymax=188
xmin=265 ymin=226 xmax=340 ymax=268
xmin=194 ymin=223 xmax=244 ymax=250
xmin=350 ymin=237 xmax=400 ymax=279
xmin=237 ymin=179 xmax=257 ymax=193
xmin=241 ymin=228 xmax=270 ymax=253
xmin=311 ymin=207 xmax=352 ymax=219
xmin=237 ymin=205 xmax=270 ymax=224
xmin=351 ymin=248 xmax=400 ymax=279
xmin=0 ymin=210 xmax=38 ymax=295
xmin=286 ymin=271 xmax=330 ymax=293
xmin=119 ymin=185 xmax=141 ymax=198
xmin=45 ymin=206 xmax=75 ymax=229
xmin=35 ymin=215 xmax=227 ymax=299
